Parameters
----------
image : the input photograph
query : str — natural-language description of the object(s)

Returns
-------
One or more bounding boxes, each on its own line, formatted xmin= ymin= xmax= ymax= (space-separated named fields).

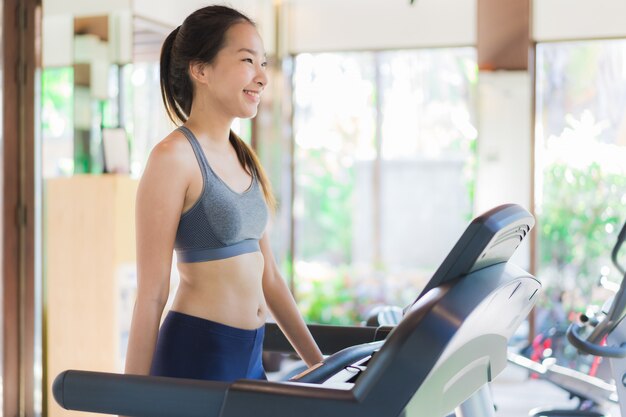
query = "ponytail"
xmin=229 ymin=130 xmax=276 ymax=212
xmin=160 ymin=26 xmax=192 ymax=125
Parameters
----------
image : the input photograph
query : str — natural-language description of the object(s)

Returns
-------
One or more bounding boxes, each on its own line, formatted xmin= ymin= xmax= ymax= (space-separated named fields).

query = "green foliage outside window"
xmin=540 ymin=162 xmax=626 ymax=296
xmin=295 ymin=266 xmax=359 ymax=325
xmin=296 ymin=149 xmax=355 ymax=263
xmin=41 ymin=67 xmax=73 ymax=136
xmin=536 ymin=41 xmax=626 ymax=312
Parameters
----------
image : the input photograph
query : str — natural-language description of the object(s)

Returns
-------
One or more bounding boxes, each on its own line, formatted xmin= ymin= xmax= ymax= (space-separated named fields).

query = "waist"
xmin=173 ymin=255 xmax=267 ymax=329
xmin=164 ymin=310 xmax=265 ymax=339
xmin=176 ymin=239 xmax=260 ymax=263
xmin=171 ymin=297 xmax=268 ymax=329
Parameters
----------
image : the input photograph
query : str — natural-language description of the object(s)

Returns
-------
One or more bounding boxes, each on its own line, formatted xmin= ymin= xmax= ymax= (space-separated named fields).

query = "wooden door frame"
xmin=3 ymin=0 xmax=38 ymax=415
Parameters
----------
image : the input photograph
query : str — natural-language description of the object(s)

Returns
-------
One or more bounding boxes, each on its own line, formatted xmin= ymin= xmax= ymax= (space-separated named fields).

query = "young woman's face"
xmin=204 ymin=22 xmax=268 ymax=119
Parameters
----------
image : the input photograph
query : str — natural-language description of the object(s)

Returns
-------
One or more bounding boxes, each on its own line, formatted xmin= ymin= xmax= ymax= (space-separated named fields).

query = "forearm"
xmin=124 ymin=298 xmax=165 ymax=375
xmin=264 ymin=277 xmax=323 ymax=367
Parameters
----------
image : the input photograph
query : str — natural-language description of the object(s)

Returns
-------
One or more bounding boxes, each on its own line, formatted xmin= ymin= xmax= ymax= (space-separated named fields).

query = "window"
xmin=292 ymin=48 xmax=477 ymax=324
xmin=41 ymin=67 xmax=73 ymax=177
xmin=535 ymin=40 xmax=626 ymax=353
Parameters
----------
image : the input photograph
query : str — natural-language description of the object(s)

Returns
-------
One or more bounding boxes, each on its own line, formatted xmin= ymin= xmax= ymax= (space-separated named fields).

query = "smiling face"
xmin=196 ymin=22 xmax=269 ymax=120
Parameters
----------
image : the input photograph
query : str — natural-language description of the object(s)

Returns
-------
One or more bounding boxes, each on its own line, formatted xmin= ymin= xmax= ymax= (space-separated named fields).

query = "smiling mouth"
xmin=244 ymin=90 xmax=260 ymax=99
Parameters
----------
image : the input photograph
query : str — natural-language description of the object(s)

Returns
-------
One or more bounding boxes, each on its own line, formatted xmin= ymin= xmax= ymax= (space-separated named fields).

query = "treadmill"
xmin=53 ymin=203 xmax=540 ymax=417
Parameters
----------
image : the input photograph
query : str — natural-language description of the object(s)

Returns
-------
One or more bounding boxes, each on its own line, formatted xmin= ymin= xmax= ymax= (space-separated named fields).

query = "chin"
xmin=240 ymin=100 xmax=261 ymax=117
xmin=240 ymin=109 xmax=259 ymax=119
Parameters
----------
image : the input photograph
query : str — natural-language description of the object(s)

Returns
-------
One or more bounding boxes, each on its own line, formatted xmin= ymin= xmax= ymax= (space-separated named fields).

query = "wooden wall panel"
xmin=477 ymin=0 xmax=531 ymax=70
xmin=45 ymin=175 xmax=137 ymax=417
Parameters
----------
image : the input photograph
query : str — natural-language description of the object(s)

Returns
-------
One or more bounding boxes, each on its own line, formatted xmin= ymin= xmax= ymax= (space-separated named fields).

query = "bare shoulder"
xmin=148 ymin=129 xmax=194 ymax=168
xmin=140 ymin=129 xmax=195 ymax=194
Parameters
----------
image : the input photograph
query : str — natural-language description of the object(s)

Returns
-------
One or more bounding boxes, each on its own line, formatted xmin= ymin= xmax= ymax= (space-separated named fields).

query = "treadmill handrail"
xmin=54 ymin=370 xmax=231 ymax=417
xmin=507 ymin=352 xmax=617 ymax=405
xmin=567 ymin=322 xmax=626 ymax=358
xmin=291 ymin=340 xmax=385 ymax=383
xmin=264 ymin=323 xmax=381 ymax=355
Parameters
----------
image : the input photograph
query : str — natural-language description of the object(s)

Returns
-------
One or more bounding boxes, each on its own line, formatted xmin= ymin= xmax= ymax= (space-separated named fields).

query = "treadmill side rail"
xmin=53 ymin=370 xmax=229 ymax=417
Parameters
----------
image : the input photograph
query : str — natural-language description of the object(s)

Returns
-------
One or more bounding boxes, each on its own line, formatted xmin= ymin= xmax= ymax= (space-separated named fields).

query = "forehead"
xmin=222 ymin=22 xmax=266 ymax=56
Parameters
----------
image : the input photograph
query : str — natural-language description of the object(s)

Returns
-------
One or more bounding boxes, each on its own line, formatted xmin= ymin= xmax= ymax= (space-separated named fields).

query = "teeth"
xmin=244 ymin=90 xmax=259 ymax=97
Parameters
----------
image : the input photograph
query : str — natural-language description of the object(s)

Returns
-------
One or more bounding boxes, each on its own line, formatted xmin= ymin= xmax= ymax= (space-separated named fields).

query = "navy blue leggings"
xmin=149 ymin=311 xmax=267 ymax=382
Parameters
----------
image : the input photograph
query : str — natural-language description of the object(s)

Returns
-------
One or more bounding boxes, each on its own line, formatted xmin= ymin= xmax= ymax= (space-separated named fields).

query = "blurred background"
xmin=2 ymin=0 xmax=626 ymax=415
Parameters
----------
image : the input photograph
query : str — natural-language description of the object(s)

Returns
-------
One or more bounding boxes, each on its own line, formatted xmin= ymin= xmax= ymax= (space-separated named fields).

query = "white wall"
xmin=45 ymin=0 xmax=626 ymax=63
xmin=132 ymin=0 xmax=277 ymax=55
xmin=132 ymin=0 xmax=475 ymax=56
xmin=534 ymin=0 xmax=626 ymax=41
xmin=286 ymin=0 xmax=476 ymax=53
xmin=475 ymin=71 xmax=533 ymax=269
xmin=44 ymin=0 xmax=132 ymax=16
xmin=475 ymin=71 xmax=532 ymax=212
xmin=42 ymin=14 xmax=73 ymax=67
xmin=44 ymin=0 xmax=626 ymax=54
xmin=42 ymin=11 xmax=133 ymax=67
xmin=43 ymin=0 xmax=134 ymax=67
xmin=44 ymin=0 xmax=278 ymax=63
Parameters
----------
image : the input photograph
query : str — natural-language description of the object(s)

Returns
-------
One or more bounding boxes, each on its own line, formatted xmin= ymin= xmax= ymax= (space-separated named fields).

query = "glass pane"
xmin=41 ymin=67 xmax=73 ymax=177
xmin=125 ymin=62 xmax=173 ymax=176
xmin=376 ymin=48 xmax=477 ymax=305
xmin=293 ymin=49 xmax=477 ymax=324
xmin=293 ymin=52 xmax=377 ymax=324
xmin=535 ymin=40 xmax=626 ymax=370
xmin=379 ymin=48 xmax=477 ymax=160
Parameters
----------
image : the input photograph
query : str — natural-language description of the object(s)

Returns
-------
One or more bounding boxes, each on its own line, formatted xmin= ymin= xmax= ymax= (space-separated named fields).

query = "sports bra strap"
xmin=178 ymin=126 xmax=211 ymax=179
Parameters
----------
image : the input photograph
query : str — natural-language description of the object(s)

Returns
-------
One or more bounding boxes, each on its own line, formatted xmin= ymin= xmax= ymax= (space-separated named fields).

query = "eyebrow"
xmin=237 ymin=48 xmax=267 ymax=58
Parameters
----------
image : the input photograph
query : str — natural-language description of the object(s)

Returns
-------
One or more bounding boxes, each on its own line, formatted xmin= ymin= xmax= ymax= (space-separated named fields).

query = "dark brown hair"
xmin=160 ymin=5 xmax=276 ymax=210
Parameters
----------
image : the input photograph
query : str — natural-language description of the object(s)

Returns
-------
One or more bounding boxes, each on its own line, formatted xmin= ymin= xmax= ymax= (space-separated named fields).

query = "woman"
xmin=124 ymin=5 xmax=323 ymax=382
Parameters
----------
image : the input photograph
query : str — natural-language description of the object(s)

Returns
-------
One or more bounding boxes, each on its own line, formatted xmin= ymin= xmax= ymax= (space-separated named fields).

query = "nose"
xmin=255 ymin=66 xmax=268 ymax=88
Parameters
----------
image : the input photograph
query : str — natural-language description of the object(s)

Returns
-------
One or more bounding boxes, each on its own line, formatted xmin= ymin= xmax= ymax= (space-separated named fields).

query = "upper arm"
xmin=135 ymin=139 xmax=190 ymax=305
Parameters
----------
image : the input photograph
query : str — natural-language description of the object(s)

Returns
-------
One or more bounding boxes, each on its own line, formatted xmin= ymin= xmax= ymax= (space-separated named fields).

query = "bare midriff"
xmin=171 ymin=251 xmax=268 ymax=330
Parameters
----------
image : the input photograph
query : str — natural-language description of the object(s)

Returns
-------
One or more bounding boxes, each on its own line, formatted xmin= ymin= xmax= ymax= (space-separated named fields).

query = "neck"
xmin=185 ymin=101 xmax=233 ymax=151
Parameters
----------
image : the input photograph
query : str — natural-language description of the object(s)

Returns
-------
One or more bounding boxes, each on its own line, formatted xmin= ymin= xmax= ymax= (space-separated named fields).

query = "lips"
xmin=243 ymin=89 xmax=261 ymax=100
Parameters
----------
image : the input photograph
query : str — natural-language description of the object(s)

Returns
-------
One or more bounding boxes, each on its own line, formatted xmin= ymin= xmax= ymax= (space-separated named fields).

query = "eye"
xmin=261 ymin=61 xmax=268 ymax=68
xmin=243 ymin=58 xmax=254 ymax=64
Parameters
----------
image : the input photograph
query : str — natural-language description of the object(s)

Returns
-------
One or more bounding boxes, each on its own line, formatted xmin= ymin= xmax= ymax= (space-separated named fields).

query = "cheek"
xmin=221 ymin=70 xmax=247 ymax=91
xmin=210 ymin=67 xmax=253 ymax=103
xmin=233 ymin=65 xmax=255 ymax=82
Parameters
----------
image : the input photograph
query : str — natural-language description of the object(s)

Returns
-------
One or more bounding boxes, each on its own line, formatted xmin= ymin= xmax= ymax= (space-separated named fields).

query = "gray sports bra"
xmin=174 ymin=126 xmax=269 ymax=263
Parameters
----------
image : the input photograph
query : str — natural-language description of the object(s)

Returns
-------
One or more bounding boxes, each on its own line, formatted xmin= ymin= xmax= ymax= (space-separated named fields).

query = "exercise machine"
xmin=53 ymin=204 xmax=538 ymax=417
xmin=53 ymin=203 xmax=540 ymax=417
xmin=512 ymin=217 xmax=626 ymax=417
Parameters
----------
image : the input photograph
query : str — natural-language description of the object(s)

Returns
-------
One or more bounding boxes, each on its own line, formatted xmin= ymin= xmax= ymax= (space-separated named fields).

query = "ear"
xmin=189 ymin=61 xmax=210 ymax=85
